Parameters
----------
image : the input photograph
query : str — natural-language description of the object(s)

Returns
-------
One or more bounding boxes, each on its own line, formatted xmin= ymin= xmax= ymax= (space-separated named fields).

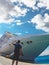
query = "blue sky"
xmin=0 ymin=0 xmax=49 ymax=55
xmin=0 ymin=0 xmax=49 ymax=36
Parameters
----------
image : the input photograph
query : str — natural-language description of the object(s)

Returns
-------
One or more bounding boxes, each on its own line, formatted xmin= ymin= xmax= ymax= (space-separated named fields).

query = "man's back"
xmin=14 ymin=43 xmax=22 ymax=55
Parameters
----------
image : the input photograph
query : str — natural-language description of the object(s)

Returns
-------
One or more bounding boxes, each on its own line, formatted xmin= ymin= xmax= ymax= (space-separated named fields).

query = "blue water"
xmin=35 ymin=55 xmax=49 ymax=64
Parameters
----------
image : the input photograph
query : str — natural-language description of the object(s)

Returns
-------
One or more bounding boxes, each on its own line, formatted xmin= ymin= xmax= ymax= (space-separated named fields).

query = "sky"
xmin=0 ymin=0 xmax=49 ymax=56
xmin=0 ymin=0 xmax=49 ymax=37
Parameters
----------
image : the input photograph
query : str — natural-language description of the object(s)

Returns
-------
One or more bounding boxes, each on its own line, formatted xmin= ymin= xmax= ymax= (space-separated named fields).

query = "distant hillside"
xmin=0 ymin=32 xmax=15 ymax=45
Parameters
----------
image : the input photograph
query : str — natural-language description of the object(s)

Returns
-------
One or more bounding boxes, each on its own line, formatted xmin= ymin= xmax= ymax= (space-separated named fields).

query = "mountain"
xmin=0 ymin=32 xmax=15 ymax=45
xmin=0 ymin=32 xmax=49 ymax=63
xmin=0 ymin=32 xmax=24 ymax=48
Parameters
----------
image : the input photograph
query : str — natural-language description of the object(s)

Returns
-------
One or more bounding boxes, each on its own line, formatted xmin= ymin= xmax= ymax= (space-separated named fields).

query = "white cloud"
xmin=15 ymin=32 xmax=22 ymax=35
xmin=27 ymin=21 xmax=31 ymax=23
xmin=16 ymin=20 xmax=24 ymax=25
xmin=0 ymin=0 xmax=14 ymax=11
xmin=0 ymin=0 xmax=28 ymax=24
xmin=10 ymin=0 xmax=17 ymax=2
xmin=10 ymin=0 xmax=49 ymax=10
xmin=10 ymin=0 xmax=38 ymax=10
xmin=0 ymin=0 xmax=49 ymax=25
xmin=0 ymin=34 xmax=2 ymax=38
xmin=10 ymin=0 xmax=49 ymax=11
xmin=37 ymin=0 xmax=49 ymax=10
xmin=10 ymin=6 xmax=28 ymax=17
xmin=0 ymin=18 xmax=14 ymax=24
xmin=16 ymin=22 xmax=23 ymax=25
xmin=17 ymin=0 xmax=38 ymax=10
xmin=0 ymin=0 xmax=14 ymax=23
xmin=31 ymin=13 xmax=49 ymax=32
xmin=17 ymin=0 xmax=49 ymax=10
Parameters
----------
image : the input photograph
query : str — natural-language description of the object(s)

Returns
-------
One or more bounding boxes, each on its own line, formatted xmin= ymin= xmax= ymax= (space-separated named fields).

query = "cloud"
xmin=31 ymin=13 xmax=49 ymax=32
xmin=0 ymin=18 xmax=14 ymax=24
xmin=17 ymin=0 xmax=49 ymax=10
xmin=27 ymin=21 xmax=31 ymax=23
xmin=16 ymin=20 xmax=24 ymax=25
xmin=0 ymin=0 xmax=14 ymax=23
xmin=9 ymin=6 xmax=28 ymax=17
xmin=17 ymin=0 xmax=38 ymax=10
xmin=10 ymin=0 xmax=17 ymax=2
xmin=0 ymin=0 xmax=28 ymax=24
xmin=10 ymin=0 xmax=49 ymax=10
xmin=15 ymin=32 xmax=22 ymax=35
xmin=0 ymin=34 xmax=2 ymax=38
xmin=0 ymin=0 xmax=49 ymax=25
xmin=37 ymin=0 xmax=49 ymax=10
xmin=0 ymin=0 xmax=14 ymax=11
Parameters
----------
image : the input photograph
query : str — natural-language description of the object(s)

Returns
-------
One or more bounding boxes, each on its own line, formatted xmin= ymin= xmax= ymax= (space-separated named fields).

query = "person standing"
xmin=12 ymin=40 xmax=23 ymax=65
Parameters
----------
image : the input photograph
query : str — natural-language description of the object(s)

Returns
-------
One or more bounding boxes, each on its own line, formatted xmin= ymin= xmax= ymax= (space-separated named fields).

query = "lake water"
xmin=35 ymin=55 xmax=49 ymax=64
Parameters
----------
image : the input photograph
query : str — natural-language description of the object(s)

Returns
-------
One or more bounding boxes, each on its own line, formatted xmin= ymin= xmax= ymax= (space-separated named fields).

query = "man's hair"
xmin=17 ymin=40 xmax=20 ymax=43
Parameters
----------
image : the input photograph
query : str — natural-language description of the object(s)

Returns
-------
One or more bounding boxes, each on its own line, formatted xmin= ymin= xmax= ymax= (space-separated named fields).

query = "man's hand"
xmin=9 ymin=40 xmax=17 ymax=45
xmin=6 ymin=55 xmax=10 ymax=58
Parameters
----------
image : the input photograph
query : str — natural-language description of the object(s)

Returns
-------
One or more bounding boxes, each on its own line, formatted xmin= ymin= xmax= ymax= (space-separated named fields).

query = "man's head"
xmin=17 ymin=40 xmax=20 ymax=43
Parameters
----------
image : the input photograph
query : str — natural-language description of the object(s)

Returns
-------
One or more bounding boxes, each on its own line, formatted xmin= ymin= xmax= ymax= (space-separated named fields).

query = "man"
xmin=12 ymin=40 xmax=23 ymax=65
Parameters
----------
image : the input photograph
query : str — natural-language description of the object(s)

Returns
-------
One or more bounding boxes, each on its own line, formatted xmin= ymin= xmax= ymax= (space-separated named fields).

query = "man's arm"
xmin=9 ymin=40 xmax=17 ymax=45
